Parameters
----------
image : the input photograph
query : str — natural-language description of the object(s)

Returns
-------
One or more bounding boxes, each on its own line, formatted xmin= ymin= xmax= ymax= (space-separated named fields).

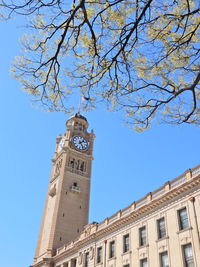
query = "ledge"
xmin=156 ymin=236 xmax=169 ymax=242
xmin=137 ymin=244 xmax=149 ymax=250
xmin=121 ymin=250 xmax=132 ymax=256
xmin=107 ymin=256 xmax=117 ymax=261
xmin=95 ymin=262 xmax=103 ymax=266
xmin=177 ymin=226 xmax=193 ymax=234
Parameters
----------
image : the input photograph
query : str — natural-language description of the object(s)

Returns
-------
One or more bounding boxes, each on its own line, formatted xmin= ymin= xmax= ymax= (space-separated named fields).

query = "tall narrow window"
xmin=140 ymin=258 xmax=148 ymax=267
xmin=84 ymin=252 xmax=89 ymax=267
xmin=178 ymin=208 xmax=189 ymax=230
xmin=157 ymin=218 xmax=166 ymax=239
xmin=109 ymin=241 xmax=115 ymax=258
xmin=182 ymin=243 xmax=194 ymax=267
xmin=160 ymin=251 xmax=169 ymax=267
xmin=123 ymin=234 xmax=130 ymax=253
xmin=97 ymin=247 xmax=102 ymax=264
xmin=139 ymin=226 xmax=147 ymax=246
xmin=71 ymin=258 xmax=77 ymax=267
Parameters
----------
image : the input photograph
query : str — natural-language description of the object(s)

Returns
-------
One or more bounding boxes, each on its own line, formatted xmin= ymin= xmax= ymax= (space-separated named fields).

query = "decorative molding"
xmin=78 ymin=252 xmax=83 ymax=265
xmin=158 ymin=245 xmax=167 ymax=252
xmin=176 ymin=227 xmax=193 ymax=235
xmin=89 ymin=247 xmax=94 ymax=260
xmin=49 ymin=184 xmax=56 ymax=197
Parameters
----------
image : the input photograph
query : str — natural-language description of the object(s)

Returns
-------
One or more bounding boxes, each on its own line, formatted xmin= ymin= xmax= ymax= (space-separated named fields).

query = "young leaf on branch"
xmin=1 ymin=0 xmax=200 ymax=130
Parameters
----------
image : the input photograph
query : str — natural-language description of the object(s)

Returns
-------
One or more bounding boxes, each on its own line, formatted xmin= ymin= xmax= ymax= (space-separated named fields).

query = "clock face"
xmin=72 ymin=135 xmax=89 ymax=151
xmin=57 ymin=138 xmax=65 ymax=153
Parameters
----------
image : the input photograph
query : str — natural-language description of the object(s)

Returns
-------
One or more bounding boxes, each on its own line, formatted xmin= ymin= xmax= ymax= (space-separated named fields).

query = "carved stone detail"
xmin=54 ymin=158 xmax=63 ymax=176
xmin=68 ymin=157 xmax=86 ymax=172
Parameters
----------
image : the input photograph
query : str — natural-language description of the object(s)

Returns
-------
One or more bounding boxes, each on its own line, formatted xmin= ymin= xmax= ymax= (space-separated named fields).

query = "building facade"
xmin=32 ymin=115 xmax=200 ymax=267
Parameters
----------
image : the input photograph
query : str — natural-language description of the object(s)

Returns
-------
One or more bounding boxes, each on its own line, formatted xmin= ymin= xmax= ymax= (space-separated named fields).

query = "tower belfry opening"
xmin=34 ymin=113 xmax=95 ymax=261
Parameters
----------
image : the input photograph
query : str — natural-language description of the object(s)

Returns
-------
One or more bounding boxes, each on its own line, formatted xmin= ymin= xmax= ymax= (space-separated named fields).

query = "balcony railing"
xmin=70 ymin=185 xmax=80 ymax=193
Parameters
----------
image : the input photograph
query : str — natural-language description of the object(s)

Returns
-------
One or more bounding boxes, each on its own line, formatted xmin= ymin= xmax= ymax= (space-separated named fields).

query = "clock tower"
xmin=34 ymin=113 xmax=95 ymax=262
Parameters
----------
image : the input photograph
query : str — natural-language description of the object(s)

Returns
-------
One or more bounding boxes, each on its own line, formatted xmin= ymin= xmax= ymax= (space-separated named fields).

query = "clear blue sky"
xmin=0 ymin=18 xmax=199 ymax=267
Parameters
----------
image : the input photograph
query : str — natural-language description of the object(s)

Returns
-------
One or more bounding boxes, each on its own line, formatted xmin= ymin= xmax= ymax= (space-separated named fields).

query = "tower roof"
xmin=66 ymin=112 xmax=88 ymax=129
xmin=73 ymin=112 xmax=87 ymax=122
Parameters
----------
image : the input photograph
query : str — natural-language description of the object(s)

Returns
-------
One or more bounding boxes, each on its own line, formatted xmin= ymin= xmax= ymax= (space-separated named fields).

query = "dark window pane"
xmin=183 ymin=244 xmax=194 ymax=267
xmin=178 ymin=208 xmax=189 ymax=230
xmin=71 ymin=259 xmax=77 ymax=267
xmin=160 ymin=251 xmax=169 ymax=267
xmin=84 ymin=253 xmax=89 ymax=267
xmin=140 ymin=258 xmax=148 ymax=267
xmin=139 ymin=227 xmax=147 ymax=246
xmin=109 ymin=241 xmax=115 ymax=258
xmin=123 ymin=234 xmax=130 ymax=253
xmin=97 ymin=247 xmax=102 ymax=263
xmin=157 ymin=218 xmax=166 ymax=239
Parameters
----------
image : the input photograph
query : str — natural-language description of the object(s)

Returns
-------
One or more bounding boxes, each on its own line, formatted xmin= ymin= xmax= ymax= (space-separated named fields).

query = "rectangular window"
xmin=139 ymin=226 xmax=147 ymax=246
xmin=84 ymin=252 xmax=89 ymax=267
xmin=140 ymin=258 xmax=148 ymax=267
xmin=160 ymin=251 xmax=169 ymax=267
xmin=97 ymin=247 xmax=102 ymax=264
xmin=71 ymin=259 xmax=77 ymax=267
xmin=157 ymin=218 xmax=166 ymax=239
xmin=178 ymin=208 xmax=189 ymax=230
xmin=109 ymin=241 xmax=115 ymax=258
xmin=123 ymin=234 xmax=130 ymax=253
xmin=183 ymin=243 xmax=194 ymax=267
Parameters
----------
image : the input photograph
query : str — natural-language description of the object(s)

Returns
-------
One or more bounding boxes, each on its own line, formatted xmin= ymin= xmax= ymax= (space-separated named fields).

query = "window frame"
xmin=123 ymin=234 xmax=130 ymax=253
xmin=71 ymin=258 xmax=77 ymax=267
xmin=139 ymin=226 xmax=147 ymax=246
xmin=157 ymin=217 xmax=166 ymax=239
xmin=182 ymin=243 xmax=195 ymax=267
xmin=178 ymin=207 xmax=189 ymax=230
xmin=96 ymin=246 xmax=102 ymax=264
xmin=160 ymin=251 xmax=169 ymax=267
xmin=84 ymin=252 xmax=89 ymax=267
xmin=140 ymin=258 xmax=148 ymax=267
xmin=109 ymin=240 xmax=115 ymax=259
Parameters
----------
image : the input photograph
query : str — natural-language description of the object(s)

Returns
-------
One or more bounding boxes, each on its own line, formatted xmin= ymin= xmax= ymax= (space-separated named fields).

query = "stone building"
xmin=32 ymin=114 xmax=200 ymax=267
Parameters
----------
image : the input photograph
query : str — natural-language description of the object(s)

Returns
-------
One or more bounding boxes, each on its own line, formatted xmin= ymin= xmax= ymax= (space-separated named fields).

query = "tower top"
xmin=66 ymin=112 xmax=89 ymax=131
xmin=73 ymin=112 xmax=87 ymax=122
